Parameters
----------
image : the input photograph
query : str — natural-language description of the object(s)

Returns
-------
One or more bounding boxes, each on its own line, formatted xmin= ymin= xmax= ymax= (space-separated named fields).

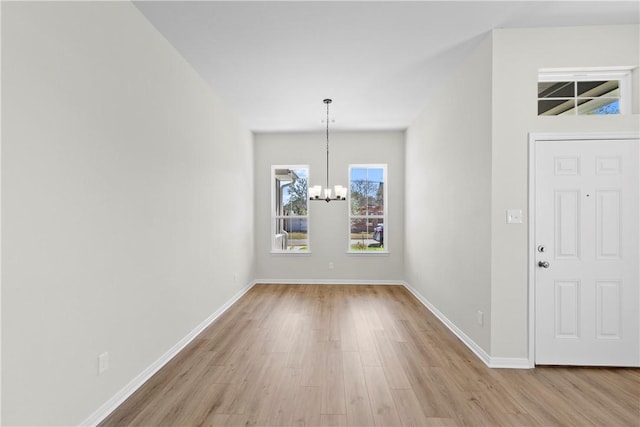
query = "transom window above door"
xmin=537 ymin=68 xmax=632 ymax=116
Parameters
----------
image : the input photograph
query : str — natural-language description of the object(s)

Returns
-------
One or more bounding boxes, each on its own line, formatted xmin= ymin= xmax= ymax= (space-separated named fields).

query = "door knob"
xmin=538 ymin=261 xmax=550 ymax=268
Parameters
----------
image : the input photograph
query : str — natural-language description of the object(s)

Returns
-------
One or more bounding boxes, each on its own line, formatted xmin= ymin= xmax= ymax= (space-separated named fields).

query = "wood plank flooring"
xmin=100 ymin=284 xmax=640 ymax=426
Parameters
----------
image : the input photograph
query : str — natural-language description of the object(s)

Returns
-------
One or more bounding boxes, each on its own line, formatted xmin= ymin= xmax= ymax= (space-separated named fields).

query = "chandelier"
xmin=309 ymin=99 xmax=347 ymax=202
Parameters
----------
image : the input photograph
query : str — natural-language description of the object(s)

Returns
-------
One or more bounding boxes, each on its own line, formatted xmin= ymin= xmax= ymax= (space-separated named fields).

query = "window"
xmin=271 ymin=166 xmax=309 ymax=252
xmin=538 ymin=68 xmax=632 ymax=116
xmin=349 ymin=165 xmax=387 ymax=252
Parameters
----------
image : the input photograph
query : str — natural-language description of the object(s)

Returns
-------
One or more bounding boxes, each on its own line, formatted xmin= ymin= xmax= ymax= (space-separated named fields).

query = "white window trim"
xmin=347 ymin=163 xmax=388 ymax=254
xmin=270 ymin=164 xmax=310 ymax=254
xmin=538 ymin=66 xmax=633 ymax=114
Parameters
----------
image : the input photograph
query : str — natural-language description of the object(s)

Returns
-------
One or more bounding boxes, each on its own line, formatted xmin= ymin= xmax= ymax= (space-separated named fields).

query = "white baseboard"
xmin=79 ymin=281 xmax=257 ymax=427
xmin=81 ymin=278 xmax=532 ymax=426
xmin=401 ymin=281 xmax=532 ymax=370
xmin=254 ymin=278 xmax=403 ymax=285
xmin=401 ymin=281 xmax=493 ymax=367
xmin=489 ymin=357 xmax=534 ymax=369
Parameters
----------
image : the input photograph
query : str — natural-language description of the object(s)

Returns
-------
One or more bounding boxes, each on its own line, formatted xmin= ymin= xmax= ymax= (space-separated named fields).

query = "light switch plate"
xmin=506 ymin=209 xmax=523 ymax=224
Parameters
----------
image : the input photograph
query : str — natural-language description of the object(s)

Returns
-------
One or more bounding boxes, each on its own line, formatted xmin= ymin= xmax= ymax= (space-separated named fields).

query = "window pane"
xmin=275 ymin=168 xmax=308 ymax=216
xmin=350 ymin=167 xmax=377 ymax=215
xmin=577 ymin=98 xmax=620 ymax=115
xmin=575 ymin=80 xmax=621 ymax=115
xmin=350 ymin=218 xmax=384 ymax=251
xmin=367 ymin=168 xmax=384 ymax=215
xmin=538 ymin=99 xmax=575 ymax=116
xmin=273 ymin=218 xmax=308 ymax=251
xmin=538 ymin=81 xmax=574 ymax=98
xmin=272 ymin=165 xmax=309 ymax=252
xmin=350 ymin=167 xmax=384 ymax=215
xmin=577 ymin=80 xmax=619 ymax=97
xmin=349 ymin=165 xmax=386 ymax=253
xmin=350 ymin=168 xmax=368 ymax=215
xmin=539 ymin=69 xmax=630 ymax=117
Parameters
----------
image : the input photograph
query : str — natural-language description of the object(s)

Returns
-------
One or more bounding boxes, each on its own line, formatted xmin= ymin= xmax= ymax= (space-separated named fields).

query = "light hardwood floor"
xmin=101 ymin=284 xmax=640 ymax=426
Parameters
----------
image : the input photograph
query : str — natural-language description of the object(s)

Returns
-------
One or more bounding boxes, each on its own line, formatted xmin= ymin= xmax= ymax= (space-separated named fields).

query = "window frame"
xmin=347 ymin=164 xmax=388 ymax=254
xmin=270 ymin=164 xmax=310 ymax=254
xmin=538 ymin=67 xmax=633 ymax=116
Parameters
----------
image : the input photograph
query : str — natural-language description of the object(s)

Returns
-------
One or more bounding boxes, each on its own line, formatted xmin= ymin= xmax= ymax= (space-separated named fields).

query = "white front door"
xmin=534 ymin=138 xmax=639 ymax=366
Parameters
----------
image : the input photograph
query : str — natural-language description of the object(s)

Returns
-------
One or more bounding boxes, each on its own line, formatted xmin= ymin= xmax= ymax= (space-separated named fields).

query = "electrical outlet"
xmin=328 ymin=262 xmax=334 ymax=270
xmin=98 ymin=352 xmax=109 ymax=375
xmin=477 ymin=311 xmax=484 ymax=326
xmin=233 ymin=273 xmax=238 ymax=282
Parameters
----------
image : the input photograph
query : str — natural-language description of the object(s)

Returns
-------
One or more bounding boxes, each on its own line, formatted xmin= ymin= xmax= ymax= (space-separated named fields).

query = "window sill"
xmin=270 ymin=250 xmax=312 ymax=255
xmin=346 ymin=251 xmax=390 ymax=256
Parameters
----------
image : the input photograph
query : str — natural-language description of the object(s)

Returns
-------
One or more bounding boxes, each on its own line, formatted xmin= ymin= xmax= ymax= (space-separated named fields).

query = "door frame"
xmin=527 ymin=132 xmax=640 ymax=366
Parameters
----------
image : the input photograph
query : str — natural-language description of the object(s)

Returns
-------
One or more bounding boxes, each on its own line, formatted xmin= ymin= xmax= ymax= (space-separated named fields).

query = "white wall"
xmin=1 ymin=2 xmax=254 ymax=425
xmin=2 ymin=8 xmax=636 ymax=424
xmin=254 ymin=131 xmax=404 ymax=282
xmin=490 ymin=25 xmax=640 ymax=358
xmin=405 ymin=25 xmax=639 ymax=362
xmin=405 ymin=34 xmax=493 ymax=353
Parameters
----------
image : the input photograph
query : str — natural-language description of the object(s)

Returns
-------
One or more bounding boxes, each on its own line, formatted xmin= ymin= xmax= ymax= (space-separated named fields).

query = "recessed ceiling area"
xmin=134 ymin=1 xmax=639 ymax=132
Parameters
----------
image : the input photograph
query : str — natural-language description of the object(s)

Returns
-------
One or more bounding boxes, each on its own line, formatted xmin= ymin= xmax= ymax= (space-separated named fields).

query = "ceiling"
xmin=134 ymin=1 xmax=639 ymax=133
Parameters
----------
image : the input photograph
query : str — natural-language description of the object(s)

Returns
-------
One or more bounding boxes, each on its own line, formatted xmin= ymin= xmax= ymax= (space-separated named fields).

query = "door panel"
xmin=555 ymin=280 xmax=580 ymax=338
xmin=596 ymin=280 xmax=621 ymax=339
xmin=535 ymin=139 xmax=639 ymax=366
xmin=596 ymin=190 xmax=621 ymax=259
xmin=555 ymin=190 xmax=580 ymax=259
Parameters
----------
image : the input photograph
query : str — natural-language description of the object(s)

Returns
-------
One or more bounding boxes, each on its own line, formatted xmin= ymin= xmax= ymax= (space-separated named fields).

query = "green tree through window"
xmin=284 ymin=176 xmax=307 ymax=216
xmin=349 ymin=165 xmax=386 ymax=252
xmin=272 ymin=166 xmax=309 ymax=252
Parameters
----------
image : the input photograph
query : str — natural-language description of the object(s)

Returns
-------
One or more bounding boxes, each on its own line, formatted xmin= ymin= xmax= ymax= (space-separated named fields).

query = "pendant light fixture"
xmin=309 ymin=99 xmax=347 ymax=203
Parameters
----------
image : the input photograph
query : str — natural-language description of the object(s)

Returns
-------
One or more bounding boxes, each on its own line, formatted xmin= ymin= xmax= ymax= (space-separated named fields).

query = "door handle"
xmin=538 ymin=261 xmax=550 ymax=268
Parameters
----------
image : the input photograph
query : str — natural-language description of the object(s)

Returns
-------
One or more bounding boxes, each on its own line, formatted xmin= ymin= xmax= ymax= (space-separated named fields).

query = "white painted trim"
xmin=78 ymin=276 xmax=536 ymax=427
xmin=269 ymin=251 xmax=313 ymax=256
xmin=0 ymin=1 xmax=4 ymax=420
xmin=538 ymin=67 xmax=633 ymax=115
xmin=528 ymin=134 xmax=537 ymax=367
xmin=529 ymin=132 xmax=640 ymax=142
xmin=79 ymin=281 xmax=257 ymax=427
xmin=259 ymin=280 xmax=532 ymax=368
xmin=538 ymin=66 xmax=634 ymax=81
xmin=271 ymin=164 xmax=310 ymax=253
xmin=345 ymin=251 xmax=390 ymax=256
xmin=401 ymin=282 xmax=492 ymax=367
xmin=347 ymin=163 xmax=388 ymax=253
xmin=255 ymin=278 xmax=402 ymax=286
xmin=259 ymin=279 xmax=530 ymax=367
xmin=402 ymin=282 xmax=533 ymax=369
xmin=527 ymin=132 xmax=640 ymax=368
xmin=489 ymin=357 xmax=534 ymax=369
